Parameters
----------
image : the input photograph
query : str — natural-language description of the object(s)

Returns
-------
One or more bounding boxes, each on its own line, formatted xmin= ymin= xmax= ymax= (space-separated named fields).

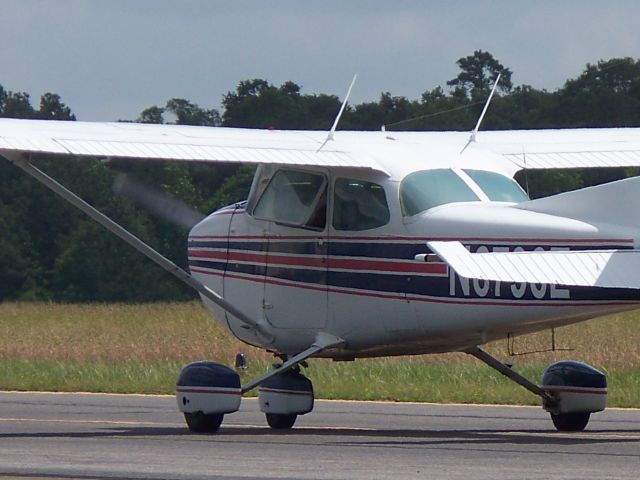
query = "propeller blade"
xmin=112 ymin=173 xmax=205 ymax=229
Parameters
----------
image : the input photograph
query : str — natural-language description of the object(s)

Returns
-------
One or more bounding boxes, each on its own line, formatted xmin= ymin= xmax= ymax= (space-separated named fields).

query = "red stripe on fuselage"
xmin=188 ymin=249 xmax=448 ymax=275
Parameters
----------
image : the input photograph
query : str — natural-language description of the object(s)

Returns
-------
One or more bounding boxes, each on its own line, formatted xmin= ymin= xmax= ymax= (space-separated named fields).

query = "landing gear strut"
xmin=467 ymin=346 xmax=607 ymax=432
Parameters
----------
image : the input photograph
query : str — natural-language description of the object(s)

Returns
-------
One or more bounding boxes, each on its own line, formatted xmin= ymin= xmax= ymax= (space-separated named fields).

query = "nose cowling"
xmin=404 ymin=202 xmax=602 ymax=240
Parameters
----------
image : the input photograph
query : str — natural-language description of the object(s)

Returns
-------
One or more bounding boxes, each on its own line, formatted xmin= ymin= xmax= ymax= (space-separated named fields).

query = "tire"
xmin=551 ymin=412 xmax=590 ymax=432
xmin=266 ymin=413 xmax=297 ymax=430
xmin=184 ymin=412 xmax=224 ymax=433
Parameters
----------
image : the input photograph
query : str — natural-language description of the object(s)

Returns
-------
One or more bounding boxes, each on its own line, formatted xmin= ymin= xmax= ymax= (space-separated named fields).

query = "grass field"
xmin=1 ymin=301 xmax=640 ymax=406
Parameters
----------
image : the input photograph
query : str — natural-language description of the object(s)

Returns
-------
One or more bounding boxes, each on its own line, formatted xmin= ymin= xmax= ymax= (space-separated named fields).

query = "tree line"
xmin=1 ymin=51 xmax=640 ymax=302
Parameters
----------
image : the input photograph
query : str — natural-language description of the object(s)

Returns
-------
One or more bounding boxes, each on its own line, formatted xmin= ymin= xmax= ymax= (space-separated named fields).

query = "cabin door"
xmin=254 ymin=168 xmax=329 ymax=330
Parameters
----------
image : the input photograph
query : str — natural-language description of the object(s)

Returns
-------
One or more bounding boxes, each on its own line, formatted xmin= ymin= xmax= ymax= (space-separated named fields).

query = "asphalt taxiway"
xmin=0 ymin=391 xmax=638 ymax=479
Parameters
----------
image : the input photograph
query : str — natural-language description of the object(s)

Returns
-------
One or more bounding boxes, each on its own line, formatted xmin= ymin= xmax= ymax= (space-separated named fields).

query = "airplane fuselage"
xmin=188 ymin=160 xmax=640 ymax=358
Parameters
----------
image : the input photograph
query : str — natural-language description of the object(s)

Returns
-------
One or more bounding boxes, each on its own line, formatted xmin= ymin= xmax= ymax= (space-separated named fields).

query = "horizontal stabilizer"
xmin=428 ymin=241 xmax=640 ymax=290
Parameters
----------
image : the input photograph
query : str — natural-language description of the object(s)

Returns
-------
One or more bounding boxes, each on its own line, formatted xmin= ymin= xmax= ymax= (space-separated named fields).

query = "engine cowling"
xmin=541 ymin=360 xmax=607 ymax=415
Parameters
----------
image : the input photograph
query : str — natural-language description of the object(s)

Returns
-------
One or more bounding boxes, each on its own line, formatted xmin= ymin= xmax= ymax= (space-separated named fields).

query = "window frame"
xmin=251 ymin=168 xmax=328 ymax=231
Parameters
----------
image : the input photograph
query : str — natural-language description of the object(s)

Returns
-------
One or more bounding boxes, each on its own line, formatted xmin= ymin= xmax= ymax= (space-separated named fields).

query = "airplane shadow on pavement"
xmin=1 ymin=425 xmax=640 ymax=453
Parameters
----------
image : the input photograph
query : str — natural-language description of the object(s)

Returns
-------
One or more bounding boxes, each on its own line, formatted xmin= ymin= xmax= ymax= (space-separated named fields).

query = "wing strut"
xmin=6 ymin=154 xmax=273 ymax=342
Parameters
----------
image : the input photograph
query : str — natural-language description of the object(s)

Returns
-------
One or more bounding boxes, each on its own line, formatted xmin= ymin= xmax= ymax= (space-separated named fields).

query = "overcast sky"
xmin=2 ymin=0 xmax=639 ymax=121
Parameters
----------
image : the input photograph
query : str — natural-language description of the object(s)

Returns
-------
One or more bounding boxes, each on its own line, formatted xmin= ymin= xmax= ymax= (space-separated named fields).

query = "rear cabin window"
xmin=332 ymin=178 xmax=390 ymax=231
xmin=253 ymin=169 xmax=327 ymax=229
xmin=400 ymin=169 xmax=479 ymax=216
xmin=463 ymin=169 xmax=529 ymax=203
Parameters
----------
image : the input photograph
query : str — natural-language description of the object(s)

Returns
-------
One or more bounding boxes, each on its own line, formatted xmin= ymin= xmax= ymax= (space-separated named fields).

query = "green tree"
xmin=553 ymin=58 xmax=640 ymax=127
xmin=496 ymin=85 xmax=554 ymax=129
xmin=0 ymin=200 xmax=39 ymax=299
xmin=447 ymin=50 xmax=513 ymax=99
xmin=136 ymin=100 xmax=220 ymax=126
xmin=165 ymin=98 xmax=220 ymax=126
xmin=38 ymin=93 xmax=76 ymax=120
xmin=347 ymin=92 xmax=419 ymax=130
xmin=410 ymin=86 xmax=473 ymax=131
xmin=137 ymin=105 xmax=165 ymax=124
xmin=205 ymin=164 xmax=256 ymax=212
xmin=0 ymin=90 xmax=35 ymax=118
xmin=222 ymin=79 xmax=342 ymax=129
xmin=1 ymin=87 xmax=75 ymax=120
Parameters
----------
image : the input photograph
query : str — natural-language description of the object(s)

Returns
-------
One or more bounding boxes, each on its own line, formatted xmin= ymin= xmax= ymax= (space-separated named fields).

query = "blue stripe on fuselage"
xmin=188 ymin=239 xmax=640 ymax=302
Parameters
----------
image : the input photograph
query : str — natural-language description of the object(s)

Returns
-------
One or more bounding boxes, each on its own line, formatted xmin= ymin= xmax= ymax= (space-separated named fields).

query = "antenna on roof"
xmin=317 ymin=74 xmax=358 ymax=152
xmin=460 ymin=73 xmax=501 ymax=154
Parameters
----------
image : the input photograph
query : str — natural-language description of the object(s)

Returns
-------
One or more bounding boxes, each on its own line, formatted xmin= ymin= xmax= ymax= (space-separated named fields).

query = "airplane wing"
xmin=428 ymin=241 xmax=640 ymax=290
xmin=0 ymin=118 xmax=386 ymax=173
xmin=3 ymin=118 xmax=640 ymax=174
xmin=479 ymin=128 xmax=640 ymax=170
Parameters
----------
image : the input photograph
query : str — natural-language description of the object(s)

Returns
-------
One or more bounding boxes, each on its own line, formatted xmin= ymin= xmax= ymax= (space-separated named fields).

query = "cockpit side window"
xmin=400 ymin=169 xmax=480 ymax=216
xmin=332 ymin=178 xmax=390 ymax=231
xmin=253 ymin=169 xmax=326 ymax=229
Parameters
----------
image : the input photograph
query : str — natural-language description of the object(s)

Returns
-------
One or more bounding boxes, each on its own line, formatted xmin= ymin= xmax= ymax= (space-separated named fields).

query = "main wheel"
xmin=266 ymin=413 xmax=297 ymax=430
xmin=551 ymin=412 xmax=591 ymax=432
xmin=184 ymin=412 xmax=224 ymax=433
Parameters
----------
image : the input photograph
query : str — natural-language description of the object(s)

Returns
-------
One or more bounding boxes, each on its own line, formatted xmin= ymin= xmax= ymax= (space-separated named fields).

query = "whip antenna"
xmin=317 ymin=73 xmax=357 ymax=152
xmin=523 ymin=147 xmax=530 ymax=197
xmin=460 ymin=73 xmax=501 ymax=154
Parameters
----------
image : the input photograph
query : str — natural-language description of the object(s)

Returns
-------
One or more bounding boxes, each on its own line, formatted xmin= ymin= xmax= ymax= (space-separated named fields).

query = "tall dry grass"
xmin=2 ymin=301 xmax=639 ymax=368
xmin=0 ymin=301 xmax=272 ymax=364
xmin=1 ymin=302 xmax=639 ymax=404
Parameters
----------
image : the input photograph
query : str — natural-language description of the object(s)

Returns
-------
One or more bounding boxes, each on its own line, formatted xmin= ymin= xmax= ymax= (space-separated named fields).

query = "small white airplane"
xmin=2 ymin=83 xmax=640 ymax=433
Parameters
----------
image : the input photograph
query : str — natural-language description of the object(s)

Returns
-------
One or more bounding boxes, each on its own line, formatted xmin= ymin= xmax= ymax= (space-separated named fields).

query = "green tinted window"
xmin=464 ymin=169 xmax=529 ymax=203
xmin=400 ymin=169 xmax=479 ymax=216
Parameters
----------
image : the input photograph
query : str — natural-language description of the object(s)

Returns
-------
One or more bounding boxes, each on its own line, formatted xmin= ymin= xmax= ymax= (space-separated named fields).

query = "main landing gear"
xmin=467 ymin=346 xmax=607 ymax=432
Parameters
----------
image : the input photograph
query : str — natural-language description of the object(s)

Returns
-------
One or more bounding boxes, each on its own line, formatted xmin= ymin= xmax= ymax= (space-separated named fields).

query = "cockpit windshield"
xmin=463 ymin=169 xmax=529 ymax=203
xmin=400 ymin=169 xmax=479 ymax=216
xmin=400 ymin=168 xmax=529 ymax=216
